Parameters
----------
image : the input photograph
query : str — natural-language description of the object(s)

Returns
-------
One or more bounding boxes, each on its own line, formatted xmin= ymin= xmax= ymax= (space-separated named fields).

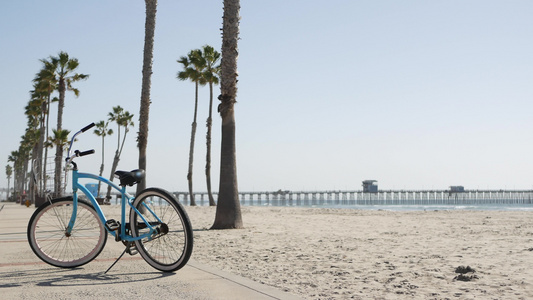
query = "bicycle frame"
xmin=62 ymin=123 xmax=163 ymax=243
xmin=65 ymin=168 xmax=160 ymax=243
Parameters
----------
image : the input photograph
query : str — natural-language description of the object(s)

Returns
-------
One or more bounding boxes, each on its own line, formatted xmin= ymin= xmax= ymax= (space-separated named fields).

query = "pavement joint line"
xmin=0 ymin=261 xmax=49 ymax=267
xmin=0 ymin=231 xmax=27 ymax=236
xmin=189 ymin=262 xmax=285 ymax=300
xmin=0 ymin=256 xmax=144 ymax=268
xmin=0 ymin=239 xmax=27 ymax=242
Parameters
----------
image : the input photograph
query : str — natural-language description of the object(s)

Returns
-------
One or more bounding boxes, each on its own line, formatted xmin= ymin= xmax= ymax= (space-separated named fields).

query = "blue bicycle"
xmin=27 ymin=123 xmax=193 ymax=272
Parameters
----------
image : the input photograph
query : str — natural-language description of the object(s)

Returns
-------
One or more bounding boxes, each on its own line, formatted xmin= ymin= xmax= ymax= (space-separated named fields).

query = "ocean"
xmin=313 ymin=203 xmax=533 ymax=211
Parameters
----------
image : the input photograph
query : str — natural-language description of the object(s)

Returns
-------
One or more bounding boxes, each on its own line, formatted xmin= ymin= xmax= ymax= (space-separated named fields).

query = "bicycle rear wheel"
xmin=27 ymin=197 xmax=107 ymax=268
xmin=130 ymin=188 xmax=193 ymax=272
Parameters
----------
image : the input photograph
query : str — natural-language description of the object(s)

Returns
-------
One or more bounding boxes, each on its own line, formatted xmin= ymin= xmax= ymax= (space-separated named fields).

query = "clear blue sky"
xmin=2 ymin=1 xmax=533 ymax=194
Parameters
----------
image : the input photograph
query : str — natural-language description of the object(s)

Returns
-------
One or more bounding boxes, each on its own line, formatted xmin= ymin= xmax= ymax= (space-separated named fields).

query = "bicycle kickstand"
xmin=104 ymin=241 xmax=138 ymax=274
xmin=104 ymin=246 xmax=129 ymax=274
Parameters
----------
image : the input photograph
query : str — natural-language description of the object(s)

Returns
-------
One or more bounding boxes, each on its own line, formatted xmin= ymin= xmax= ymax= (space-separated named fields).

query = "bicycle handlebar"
xmin=66 ymin=123 xmax=96 ymax=165
xmin=81 ymin=122 xmax=95 ymax=133
xmin=75 ymin=149 xmax=95 ymax=157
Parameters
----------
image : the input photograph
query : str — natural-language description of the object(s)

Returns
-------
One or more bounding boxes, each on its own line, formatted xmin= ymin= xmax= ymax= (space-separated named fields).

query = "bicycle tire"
xmin=130 ymin=188 xmax=193 ymax=272
xmin=27 ymin=197 xmax=108 ymax=268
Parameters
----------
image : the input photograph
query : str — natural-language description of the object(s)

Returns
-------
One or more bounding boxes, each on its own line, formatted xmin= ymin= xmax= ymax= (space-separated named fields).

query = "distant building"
xmin=449 ymin=186 xmax=465 ymax=192
xmin=363 ymin=180 xmax=378 ymax=193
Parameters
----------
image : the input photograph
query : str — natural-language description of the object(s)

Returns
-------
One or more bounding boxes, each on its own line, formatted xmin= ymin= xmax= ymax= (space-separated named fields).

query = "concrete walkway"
xmin=0 ymin=202 xmax=302 ymax=300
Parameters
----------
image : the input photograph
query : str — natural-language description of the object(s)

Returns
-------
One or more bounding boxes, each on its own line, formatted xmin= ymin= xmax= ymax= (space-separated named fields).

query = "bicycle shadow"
xmin=0 ymin=267 xmax=175 ymax=288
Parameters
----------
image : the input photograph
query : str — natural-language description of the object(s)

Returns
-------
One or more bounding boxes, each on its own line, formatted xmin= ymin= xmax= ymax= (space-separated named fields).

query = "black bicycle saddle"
xmin=114 ymin=169 xmax=145 ymax=187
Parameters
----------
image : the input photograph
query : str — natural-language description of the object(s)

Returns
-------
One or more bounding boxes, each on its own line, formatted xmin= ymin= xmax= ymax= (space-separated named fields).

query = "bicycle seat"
xmin=114 ymin=169 xmax=145 ymax=187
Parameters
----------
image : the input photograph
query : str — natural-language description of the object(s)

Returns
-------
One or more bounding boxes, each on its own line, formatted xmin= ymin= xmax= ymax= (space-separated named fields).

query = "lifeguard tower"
xmin=362 ymin=180 xmax=378 ymax=193
xmin=449 ymin=186 xmax=465 ymax=193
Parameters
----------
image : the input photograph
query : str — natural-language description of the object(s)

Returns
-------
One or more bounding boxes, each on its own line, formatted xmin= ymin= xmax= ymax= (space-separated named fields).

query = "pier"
xmin=173 ymin=189 xmax=533 ymax=207
xmin=5 ymin=188 xmax=531 ymax=208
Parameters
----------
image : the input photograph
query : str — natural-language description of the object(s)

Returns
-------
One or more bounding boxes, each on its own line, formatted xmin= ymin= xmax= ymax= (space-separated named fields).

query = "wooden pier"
xmin=173 ymin=189 xmax=533 ymax=206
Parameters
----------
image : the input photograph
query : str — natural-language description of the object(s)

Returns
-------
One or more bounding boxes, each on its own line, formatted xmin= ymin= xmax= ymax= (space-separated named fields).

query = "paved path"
xmin=0 ymin=202 xmax=302 ymax=299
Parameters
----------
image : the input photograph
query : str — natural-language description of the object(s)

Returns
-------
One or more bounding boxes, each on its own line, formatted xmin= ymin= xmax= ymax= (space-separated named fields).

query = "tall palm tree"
xmin=177 ymin=49 xmax=207 ymax=206
xmin=45 ymin=52 xmax=89 ymax=197
xmin=137 ymin=0 xmax=158 ymax=196
xmin=212 ymin=0 xmax=243 ymax=229
xmin=94 ymin=120 xmax=113 ymax=198
xmin=201 ymin=45 xmax=221 ymax=206
xmin=106 ymin=107 xmax=134 ymax=200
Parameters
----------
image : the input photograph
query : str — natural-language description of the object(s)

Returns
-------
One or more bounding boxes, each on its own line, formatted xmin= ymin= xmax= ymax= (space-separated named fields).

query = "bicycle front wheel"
xmin=130 ymin=188 xmax=193 ymax=272
xmin=27 ymin=197 xmax=108 ymax=268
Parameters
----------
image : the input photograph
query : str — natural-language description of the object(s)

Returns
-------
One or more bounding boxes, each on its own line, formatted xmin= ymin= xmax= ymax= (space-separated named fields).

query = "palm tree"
xmin=201 ymin=45 xmax=221 ymax=206
xmin=49 ymin=129 xmax=70 ymax=196
xmin=45 ymin=52 xmax=89 ymax=197
xmin=5 ymin=165 xmax=12 ymax=201
xmin=33 ymin=62 xmax=58 ymax=196
xmin=177 ymin=49 xmax=207 ymax=206
xmin=106 ymin=106 xmax=134 ymax=200
xmin=137 ymin=0 xmax=158 ymax=196
xmin=212 ymin=0 xmax=243 ymax=229
xmin=93 ymin=120 xmax=113 ymax=198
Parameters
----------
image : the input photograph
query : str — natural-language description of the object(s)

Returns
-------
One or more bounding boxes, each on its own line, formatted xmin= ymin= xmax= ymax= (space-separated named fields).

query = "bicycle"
xmin=27 ymin=123 xmax=193 ymax=272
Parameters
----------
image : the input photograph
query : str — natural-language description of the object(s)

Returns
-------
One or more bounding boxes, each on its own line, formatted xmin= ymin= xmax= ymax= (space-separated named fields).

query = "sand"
xmin=184 ymin=206 xmax=533 ymax=299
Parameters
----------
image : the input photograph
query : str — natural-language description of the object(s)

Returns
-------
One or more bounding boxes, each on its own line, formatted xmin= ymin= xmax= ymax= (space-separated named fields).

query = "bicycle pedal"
xmin=126 ymin=244 xmax=138 ymax=256
xmin=105 ymin=219 xmax=120 ymax=231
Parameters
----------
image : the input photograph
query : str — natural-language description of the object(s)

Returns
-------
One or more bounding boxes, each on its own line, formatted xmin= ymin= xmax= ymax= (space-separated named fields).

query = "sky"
xmin=1 ymin=1 xmax=533 ymax=194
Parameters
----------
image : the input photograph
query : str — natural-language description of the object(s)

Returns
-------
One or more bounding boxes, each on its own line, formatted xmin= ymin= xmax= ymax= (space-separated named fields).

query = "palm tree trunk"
xmin=97 ymin=135 xmax=105 ymax=198
xmin=212 ymin=0 xmax=243 ymax=229
xmin=54 ymin=146 xmax=62 ymax=197
xmin=15 ymin=167 xmax=20 ymax=202
xmin=212 ymin=111 xmax=241 ymax=228
xmin=29 ymin=163 xmax=34 ymax=205
xmin=22 ymin=159 xmax=29 ymax=204
xmin=17 ymin=167 xmax=23 ymax=202
xmin=106 ymin=151 xmax=120 ymax=200
xmin=187 ymin=82 xmax=199 ymax=206
xmin=30 ymin=146 xmax=38 ymax=204
xmin=37 ymin=112 xmax=45 ymax=197
xmin=106 ymin=128 xmax=130 ymax=200
xmin=57 ymin=80 xmax=65 ymax=132
xmin=136 ymin=0 xmax=157 ymax=196
xmin=206 ymin=81 xmax=215 ymax=206
xmin=43 ymin=96 xmax=50 ymax=194
xmin=187 ymin=123 xmax=197 ymax=205
xmin=7 ymin=177 xmax=10 ymax=201
xmin=54 ymin=79 xmax=66 ymax=197
xmin=98 ymin=163 xmax=104 ymax=197
xmin=10 ymin=159 xmax=17 ymax=202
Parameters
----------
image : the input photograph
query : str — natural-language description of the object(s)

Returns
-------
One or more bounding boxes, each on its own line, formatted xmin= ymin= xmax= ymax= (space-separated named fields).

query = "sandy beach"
xmin=182 ymin=206 xmax=533 ymax=299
